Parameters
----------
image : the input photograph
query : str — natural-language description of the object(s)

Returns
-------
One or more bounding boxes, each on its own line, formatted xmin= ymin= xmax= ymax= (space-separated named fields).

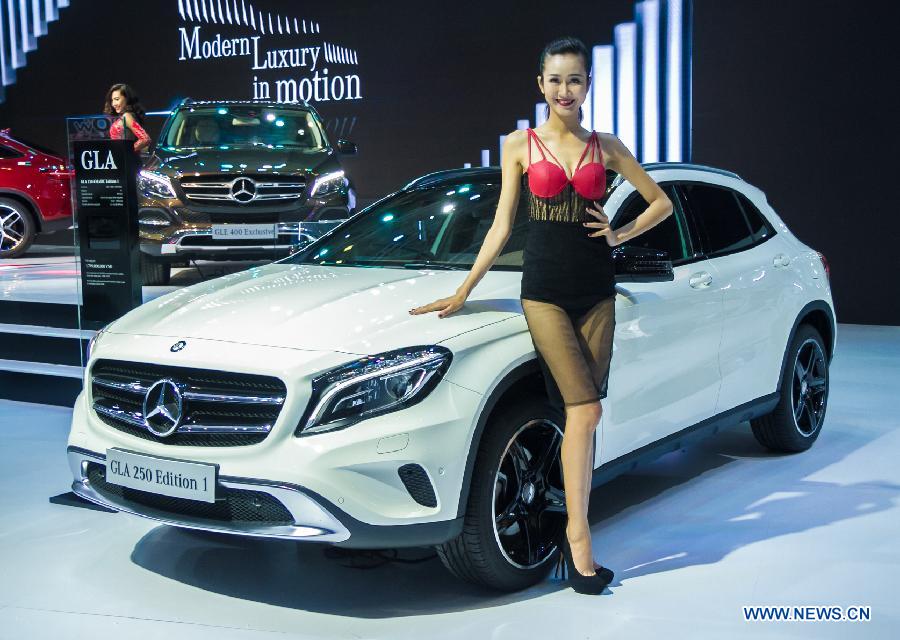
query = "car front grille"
xmin=179 ymin=175 xmax=306 ymax=206
xmin=90 ymin=360 xmax=287 ymax=447
xmin=86 ymin=462 xmax=294 ymax=525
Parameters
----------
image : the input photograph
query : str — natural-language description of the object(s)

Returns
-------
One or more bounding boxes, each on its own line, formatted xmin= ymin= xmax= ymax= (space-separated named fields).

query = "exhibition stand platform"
xmin=0 ymin=249 xmax=257 ymax=406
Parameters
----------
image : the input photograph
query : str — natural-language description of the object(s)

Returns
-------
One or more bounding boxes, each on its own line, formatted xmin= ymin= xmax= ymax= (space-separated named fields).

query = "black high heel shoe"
xmin=553 ymin=531 xmax=614 ymax=594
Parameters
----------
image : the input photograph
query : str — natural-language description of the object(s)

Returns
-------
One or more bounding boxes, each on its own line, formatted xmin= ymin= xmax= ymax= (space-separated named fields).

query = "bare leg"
xmin=585 ymin=413 xmax=601 ymax=569
xmin=561 ymin=401 xmax=602 ymax=576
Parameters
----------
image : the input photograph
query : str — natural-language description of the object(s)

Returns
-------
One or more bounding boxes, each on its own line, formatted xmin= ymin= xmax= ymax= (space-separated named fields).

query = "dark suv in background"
xmin=137 ymin=99 xmax=357 ymax=284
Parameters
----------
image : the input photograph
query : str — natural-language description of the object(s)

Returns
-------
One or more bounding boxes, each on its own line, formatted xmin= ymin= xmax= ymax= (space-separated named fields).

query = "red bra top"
xmin=526 ymin=128 xmax=605 ymax=200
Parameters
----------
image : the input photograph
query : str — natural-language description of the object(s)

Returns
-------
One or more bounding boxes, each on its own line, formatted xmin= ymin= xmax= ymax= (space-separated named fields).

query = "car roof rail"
xmin=179 ymin=98 xmax=312 ymax=109
xmin=404 ymin=167 xmax=500 ymax=189
xmin=641 ymin=162 xmax=742 ymax=180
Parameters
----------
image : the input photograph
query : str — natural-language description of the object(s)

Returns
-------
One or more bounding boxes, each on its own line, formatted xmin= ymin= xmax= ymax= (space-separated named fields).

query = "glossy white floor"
xmin=0 ymin=324 xmax=897 ymax=639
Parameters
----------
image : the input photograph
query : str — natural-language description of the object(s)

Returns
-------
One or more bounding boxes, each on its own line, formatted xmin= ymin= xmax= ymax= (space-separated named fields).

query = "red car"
xmin=0 ymin=128 xmax=73 ymax=258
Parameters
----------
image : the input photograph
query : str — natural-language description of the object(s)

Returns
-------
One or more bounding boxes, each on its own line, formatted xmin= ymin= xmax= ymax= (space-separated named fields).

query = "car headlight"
xmin=296 ymin=345 xmax=452 ymax=436
xmin=310 ymin=170 xmax=347 ymax=198
xmin=138 ymin=170 xmax=177 ymax=199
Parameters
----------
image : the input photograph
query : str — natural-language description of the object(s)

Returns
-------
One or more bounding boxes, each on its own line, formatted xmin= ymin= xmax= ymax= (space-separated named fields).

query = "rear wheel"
xmin=751 ymin=324 xmax=829 ymax=452
xmin=140 ymin=254 xmax=171 ymax=286
xmin=0 ymin=198 xmax=36 ymax=258
xmin=436 ymin=395 xmax=566 ymax=591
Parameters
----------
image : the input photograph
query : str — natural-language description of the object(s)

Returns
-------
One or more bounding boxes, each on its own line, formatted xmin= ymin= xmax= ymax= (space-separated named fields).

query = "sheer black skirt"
xmin=521 ymin=295 xmax=616 ymax=413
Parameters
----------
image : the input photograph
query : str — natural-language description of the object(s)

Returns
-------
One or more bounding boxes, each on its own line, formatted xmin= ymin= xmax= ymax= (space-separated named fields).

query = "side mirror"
xmin=336 ymin=139 xmax=358 ymax=155
xmin=613 ymin=245 xmax=674 ymax=282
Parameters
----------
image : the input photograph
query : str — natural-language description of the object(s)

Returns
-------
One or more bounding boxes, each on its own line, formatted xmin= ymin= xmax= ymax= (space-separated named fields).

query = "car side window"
xmin=735 ymin=192 xmax=776 ymax=244
xmin=611 ymin=184 xmax=693 ymax=264
xmin=680 ymin=184 xmax=754 ymax=257
xmin=0 ymin=145 xmax=23 ymax=159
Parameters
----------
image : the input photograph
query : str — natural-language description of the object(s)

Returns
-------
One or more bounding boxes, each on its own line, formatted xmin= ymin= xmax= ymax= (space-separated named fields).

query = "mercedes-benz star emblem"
xmin=170 ymin=340 xmax=187 ymax=352
xmin=230 ymin=177 xmax=257 ymax=203
xmin=142 ymin=379 xmax=183 ymax=438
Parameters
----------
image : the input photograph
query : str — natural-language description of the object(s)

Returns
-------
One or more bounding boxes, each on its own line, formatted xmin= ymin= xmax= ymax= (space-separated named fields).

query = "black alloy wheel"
xmin=437 ymin=395 xmax=567 ymax=591
xmin=791 ymin=337 xmax=828 ymax=437
xmin=751 ymin=324 xmax=829 ymax=452
xmin=492 ymin=419 xmax=566 ymax=570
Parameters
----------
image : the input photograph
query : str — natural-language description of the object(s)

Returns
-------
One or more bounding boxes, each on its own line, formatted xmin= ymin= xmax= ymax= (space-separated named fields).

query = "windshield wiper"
xmin=402 ymin=262 xmax=468 ymax=271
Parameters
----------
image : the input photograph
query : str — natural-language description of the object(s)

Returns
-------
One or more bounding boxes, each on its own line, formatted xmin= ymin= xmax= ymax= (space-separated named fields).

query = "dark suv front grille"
xmin=90 ymin=360 xmax=287 ymax=447
xmin=86 ymin=462 xmax=294 ymax=525
xmin=179 ymin=175 xmax=307 ymax=207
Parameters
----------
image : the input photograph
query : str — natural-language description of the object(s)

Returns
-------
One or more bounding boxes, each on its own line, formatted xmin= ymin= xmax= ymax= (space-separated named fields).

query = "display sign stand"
xmin=73 ymin=138 xmax=142 ymax=330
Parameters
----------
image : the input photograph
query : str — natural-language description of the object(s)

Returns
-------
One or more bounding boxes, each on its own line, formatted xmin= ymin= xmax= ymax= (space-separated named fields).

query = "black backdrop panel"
xmin=0 ymin=0 xmax=895 ymax=325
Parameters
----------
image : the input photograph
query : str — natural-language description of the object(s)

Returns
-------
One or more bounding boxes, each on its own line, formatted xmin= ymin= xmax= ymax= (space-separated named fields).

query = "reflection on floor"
xmin=0 ymin=325 xmax=897 ymax=638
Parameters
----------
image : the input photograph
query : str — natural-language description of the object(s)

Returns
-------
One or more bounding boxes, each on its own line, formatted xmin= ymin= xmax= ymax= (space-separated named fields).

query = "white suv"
xmin=67 ymin=163 xmax=836 ymax=592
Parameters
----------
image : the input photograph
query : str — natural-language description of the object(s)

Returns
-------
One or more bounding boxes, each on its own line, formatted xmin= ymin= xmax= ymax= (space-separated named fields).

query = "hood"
xmin=147 ymin=146 xmax=336 ymax=177
xmin=109 ymin=263 xmax=524 ymax=353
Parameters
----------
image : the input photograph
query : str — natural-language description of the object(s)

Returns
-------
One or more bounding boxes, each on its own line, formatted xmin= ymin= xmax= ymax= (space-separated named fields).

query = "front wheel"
xmin=0 ymin=198 xmax=36 ymax=258
xmin=436 ymin=395 xmax=566 ymax=591
xmin=751 ymin=324 xmax=829 ymax=452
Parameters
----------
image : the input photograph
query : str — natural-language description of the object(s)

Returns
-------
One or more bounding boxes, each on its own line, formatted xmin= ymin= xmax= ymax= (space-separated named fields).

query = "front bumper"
xmin=68 ymin=445 xmax=465 ymax=548
xmin=141 ymin=221 xmax=342 ymax=261
xmin=68 ymin=446 xmax=350 ymax=542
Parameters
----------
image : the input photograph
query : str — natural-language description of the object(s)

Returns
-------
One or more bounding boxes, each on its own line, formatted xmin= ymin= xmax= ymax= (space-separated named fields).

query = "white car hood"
xmin=110 ymin=263 xmax=524 ymax=353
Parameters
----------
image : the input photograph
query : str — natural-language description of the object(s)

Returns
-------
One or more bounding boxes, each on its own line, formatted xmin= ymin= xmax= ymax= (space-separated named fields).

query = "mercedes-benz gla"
xmin=67 ymin=163 xmax=836 ymax=591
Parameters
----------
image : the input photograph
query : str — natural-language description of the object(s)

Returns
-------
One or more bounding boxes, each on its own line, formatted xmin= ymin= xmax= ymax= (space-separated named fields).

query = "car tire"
xmin=140 ymin=254 xmax=171 ymax=286
xmin=436 ymin=394 xmax=566 ymax=591
xmin=0 ymin=198 xmax=36 ymax=259
xmin=751 ymin=324 xmax=829 ymax=452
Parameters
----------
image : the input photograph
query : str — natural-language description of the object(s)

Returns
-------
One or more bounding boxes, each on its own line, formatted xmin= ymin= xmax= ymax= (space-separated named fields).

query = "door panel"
xmin=689 ymin=190 xmax=794 ymax=412
xmin=599 ymin=184 xmax=723 ymax=465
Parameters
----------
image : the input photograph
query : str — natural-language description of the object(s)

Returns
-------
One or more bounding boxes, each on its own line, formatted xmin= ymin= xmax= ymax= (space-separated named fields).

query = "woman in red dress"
xmin=103 ymin=83 xmax=151 ymax=153
xmin=410 ymin=37 xmax=673 ymax=594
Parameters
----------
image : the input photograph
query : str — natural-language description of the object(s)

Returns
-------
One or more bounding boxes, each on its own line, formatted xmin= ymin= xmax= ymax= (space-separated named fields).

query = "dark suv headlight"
xmin=310 ymin=170 xmax=347 ymax=198
xmin=295 ymin=346 xmax=452 ymax=436
xmin=138 ymin=170 xmax=177 ymax=199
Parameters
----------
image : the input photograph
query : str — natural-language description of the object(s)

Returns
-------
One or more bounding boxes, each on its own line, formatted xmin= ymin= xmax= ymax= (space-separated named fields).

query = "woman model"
xmin=103 ymin=83 xmax=151 ymax=153
xmin=410 ymin=37 xmax=673 ymax=594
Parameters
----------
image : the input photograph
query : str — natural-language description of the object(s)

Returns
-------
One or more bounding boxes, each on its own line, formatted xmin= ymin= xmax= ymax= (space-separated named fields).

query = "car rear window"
xmin=680 ymin=184 xmax=755 ymax=257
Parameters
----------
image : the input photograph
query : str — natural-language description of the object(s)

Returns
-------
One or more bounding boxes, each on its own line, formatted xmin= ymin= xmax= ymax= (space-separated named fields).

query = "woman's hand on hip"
xmin=409 ymin=292 xmax=467 ymax=319
xmin=584 ymin=202 xmax=622 ymax=247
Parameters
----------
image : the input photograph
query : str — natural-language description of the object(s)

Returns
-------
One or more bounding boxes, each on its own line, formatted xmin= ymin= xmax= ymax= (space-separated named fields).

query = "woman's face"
xmin=111 ymin=90 xmax=127 ymax=114
xmin=537 ymin=53 xmax=589 ymax=120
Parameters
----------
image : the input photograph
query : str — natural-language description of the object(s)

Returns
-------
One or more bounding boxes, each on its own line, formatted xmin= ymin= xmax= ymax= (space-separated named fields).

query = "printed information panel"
xmin=73 ymin=139 xmax=142 ymax=330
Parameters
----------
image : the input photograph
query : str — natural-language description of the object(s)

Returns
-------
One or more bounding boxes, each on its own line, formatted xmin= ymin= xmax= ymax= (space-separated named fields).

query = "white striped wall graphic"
xmin=176 ymin=0 xmax=323 ymax=35
xmin=479 ymin=0 xmax=692 ymax=167
xmin=0 ymin=0 xmax=70 ymax=102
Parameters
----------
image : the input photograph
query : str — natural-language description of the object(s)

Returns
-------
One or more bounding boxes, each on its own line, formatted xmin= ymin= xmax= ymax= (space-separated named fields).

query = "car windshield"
xmin=160 ymin=106 xmax=327 ymax=150
xmin=286 ymin=180 xmax=527 ymax=271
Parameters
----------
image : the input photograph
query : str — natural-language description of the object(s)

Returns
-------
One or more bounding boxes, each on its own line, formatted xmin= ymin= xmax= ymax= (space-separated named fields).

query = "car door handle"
xmin=773 ymin=253 xmax=791 ymax=268
xmin=689 ymin=271 xmax=713 ymax=289
xmin=17 ymin=161 xmax=31 ymax=167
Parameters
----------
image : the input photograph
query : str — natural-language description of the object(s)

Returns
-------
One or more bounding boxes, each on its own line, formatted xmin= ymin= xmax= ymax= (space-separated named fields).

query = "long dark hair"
xmin=539 ymin=37 xmax=591 ymax=122
xmin=102 ymin=83 xmax=146 ymax=123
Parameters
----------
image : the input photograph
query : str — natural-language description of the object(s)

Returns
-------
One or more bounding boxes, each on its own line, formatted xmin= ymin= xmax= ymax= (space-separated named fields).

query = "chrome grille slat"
xmin=183 ymin=194 xmax=234 ymax=201
xmin=90 ymin=360 xmax=287 ymax=447
xmin=93 ymin=401 xmax=145 ymax=428
xmin=93 ymin=376 xmax=150 ymax=394
xmin=181 ymin=390 xmax=285 ymax=405
xmin=178 ymin=424 xmax=273 ymax=434
xmin=252 ymin=193 xmax=306 ymax=201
